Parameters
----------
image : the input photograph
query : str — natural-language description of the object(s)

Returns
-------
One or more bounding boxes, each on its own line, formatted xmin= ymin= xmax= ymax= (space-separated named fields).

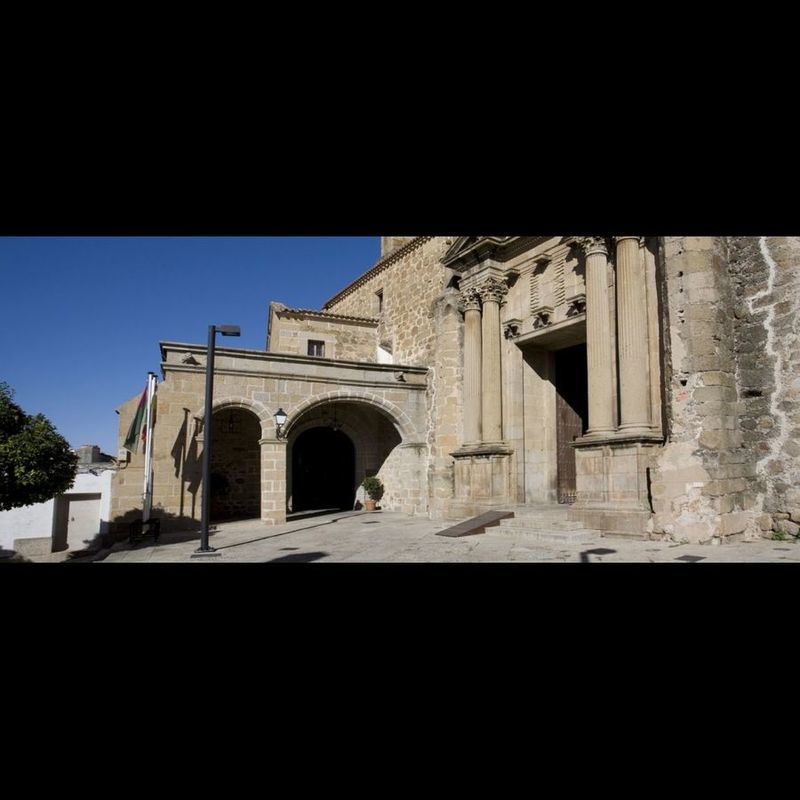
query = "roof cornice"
xmin=271 ymin=304 xmax=378 ymax=326
xmin=323 ymin=236 xmax=433 ymax=309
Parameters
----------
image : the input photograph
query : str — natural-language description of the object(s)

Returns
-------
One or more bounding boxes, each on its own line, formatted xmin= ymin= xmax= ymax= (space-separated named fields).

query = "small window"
xmin=307 ymin=340 xmax=325 ymax=357
xmin=375 ymin=289 xmax=384 ymax=314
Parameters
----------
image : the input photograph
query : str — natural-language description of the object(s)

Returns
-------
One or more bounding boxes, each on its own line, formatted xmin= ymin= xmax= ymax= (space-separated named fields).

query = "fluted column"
xmin=478 ymin=277 xmax=507 ymax=443
xmin=578 ymin=236 xmax=615 ymax=437
xmin=461 ymin=287 xmax=482 ymax=445
xmin=615 ymin=235 xmax=651 ymax=434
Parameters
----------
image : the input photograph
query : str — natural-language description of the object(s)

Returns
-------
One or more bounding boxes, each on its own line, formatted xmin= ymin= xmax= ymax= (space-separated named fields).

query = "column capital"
xmin=613 ymin=235 xmax=644 ymax=246
xmin=575 ymin=236 xmax=610 ymax=257
xmin=476 ymin=276 xmax=508 ymax=305
xmin=459 ymin=286 xmax=482 ymax=313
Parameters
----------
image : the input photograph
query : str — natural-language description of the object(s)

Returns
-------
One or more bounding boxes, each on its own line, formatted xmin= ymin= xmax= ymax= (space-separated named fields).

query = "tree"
xmin=0 ymin=382 xmax=78 ymax=511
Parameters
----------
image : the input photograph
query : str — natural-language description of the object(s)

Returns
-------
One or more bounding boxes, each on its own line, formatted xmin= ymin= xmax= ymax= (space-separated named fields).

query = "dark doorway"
xmin=292 ymin=427 xmax=356 ymax=512
xmin=210 ymin=408 xmax=261 ymax=521
xmin=554 ymin=343 xmax=588 ymax=503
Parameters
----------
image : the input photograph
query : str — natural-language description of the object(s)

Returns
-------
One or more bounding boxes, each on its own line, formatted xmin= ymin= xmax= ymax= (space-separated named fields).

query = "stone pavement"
xmin=49 ymin=510 xmax=800 ymax=563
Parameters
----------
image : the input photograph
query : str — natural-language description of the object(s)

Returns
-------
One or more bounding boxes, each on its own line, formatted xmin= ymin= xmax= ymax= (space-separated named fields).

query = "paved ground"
xmin=36 ymin=510 xmax=800 ymax=563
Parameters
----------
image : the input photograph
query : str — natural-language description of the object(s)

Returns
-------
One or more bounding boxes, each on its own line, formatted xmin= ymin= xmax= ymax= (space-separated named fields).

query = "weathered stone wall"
xmin=325 ymin=237 xmax=455 ymax=367
xmin=210 ymin=409 xmax=261 ymax=519
xmin=427 ymin=288 xmax=464 ymax=518
xmin=381 ymin=236 xmax=416 ymax=258
xmin=650 ymin=237 xmax=757 ymax=542
xmin=728 ymin=236 xmax=800 ymax=537
xmin=325 ymin=238 xmax=459 ymax=513
xmin=268 ymin=307 xmax=377 ymax=362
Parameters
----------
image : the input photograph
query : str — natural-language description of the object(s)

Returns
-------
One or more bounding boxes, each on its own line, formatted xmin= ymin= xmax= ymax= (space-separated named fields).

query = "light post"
xmin=195 ymin=324 xmax=241 ymax=556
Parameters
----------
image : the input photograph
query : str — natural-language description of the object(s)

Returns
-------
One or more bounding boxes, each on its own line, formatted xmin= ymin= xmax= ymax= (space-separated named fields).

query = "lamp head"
xmin=217 ymin=325 xmax=241 ymax=337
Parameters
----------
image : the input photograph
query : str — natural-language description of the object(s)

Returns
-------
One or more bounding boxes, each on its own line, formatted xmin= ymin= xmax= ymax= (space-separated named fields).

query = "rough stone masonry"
xmin=110 ymin=236 xmax=800 ymax=545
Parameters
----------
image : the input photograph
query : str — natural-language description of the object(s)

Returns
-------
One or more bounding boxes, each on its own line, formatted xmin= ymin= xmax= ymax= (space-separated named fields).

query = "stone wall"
xmin=111 ymin=346 xmax=429 ymax=529
xmin=649 ymin=237 xmax=757 ymax=542
xmin=268 ymin=305 xmax=377 ymax=362
xmin=427 ymin=287 xmax=464 ymax=518
xmin=325 ymin=237 xmax=455 ymax=367
xmin=728 ymin=236 xmax=800 ymax=537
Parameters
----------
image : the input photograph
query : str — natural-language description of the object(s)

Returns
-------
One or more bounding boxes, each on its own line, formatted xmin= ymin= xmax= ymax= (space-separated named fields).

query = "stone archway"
xmin=283 ymin=391 xmax=418 ymax=443
xmin=210 ymin=406 xmax=261 ymax=521
xmin=286 ymin=398 xmax=404 ymax=515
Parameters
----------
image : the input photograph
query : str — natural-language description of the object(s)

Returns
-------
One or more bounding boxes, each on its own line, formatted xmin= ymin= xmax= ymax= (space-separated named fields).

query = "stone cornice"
xmin=159 ymin=341 xmax=429 ymax=374
xmin=271 ymin=304 xmax=378 ymax=326
xmin=161 ymin=362 xmax=428 ymax=391
xmin=322 ymin=236 xmax=434 ymax=309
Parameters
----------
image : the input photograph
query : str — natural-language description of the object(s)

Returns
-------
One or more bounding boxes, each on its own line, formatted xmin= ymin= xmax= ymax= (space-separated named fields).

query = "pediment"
xmin=441 ymin=236 xmax=515 ymax=269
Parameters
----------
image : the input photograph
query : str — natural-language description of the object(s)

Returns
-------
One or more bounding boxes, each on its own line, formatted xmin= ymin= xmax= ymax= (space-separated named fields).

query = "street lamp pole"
xmin=196 ymin=323 xmax=240 ymax=556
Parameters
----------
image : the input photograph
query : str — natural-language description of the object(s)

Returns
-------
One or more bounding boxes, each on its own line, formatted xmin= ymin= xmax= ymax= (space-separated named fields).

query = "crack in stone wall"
xmin=729 ymin=236 xmax=800 ymax=537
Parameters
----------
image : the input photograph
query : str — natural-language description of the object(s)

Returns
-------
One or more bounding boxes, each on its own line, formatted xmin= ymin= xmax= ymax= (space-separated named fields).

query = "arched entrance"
xmin=291 ymin=427 xmax=356 ymax=512
xmin=286 ymin=399 xmax=403 ymax=514
xmin=210 ymin=407 xmax=261 ymax=521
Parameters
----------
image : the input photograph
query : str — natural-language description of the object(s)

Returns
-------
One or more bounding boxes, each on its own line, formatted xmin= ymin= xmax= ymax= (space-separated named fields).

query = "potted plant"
xmin=361 ymin=476 xmax=384 ymax=512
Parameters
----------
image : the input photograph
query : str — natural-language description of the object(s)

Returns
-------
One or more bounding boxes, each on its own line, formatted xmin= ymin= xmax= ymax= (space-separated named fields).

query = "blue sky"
xmin=0 ymin=237 xmax=381 ymax=455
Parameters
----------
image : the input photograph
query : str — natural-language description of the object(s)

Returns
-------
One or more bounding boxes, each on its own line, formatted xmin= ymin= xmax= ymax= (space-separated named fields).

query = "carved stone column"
xmin=460 ymin=287 xmax=482 ymax=445
xmin=478 ymin=276 xmax=507 ymax=443
xmin=578 ymin=236 xmax=615 ymax=437
xmin=615 ymin=235 xmax=651 ymax=434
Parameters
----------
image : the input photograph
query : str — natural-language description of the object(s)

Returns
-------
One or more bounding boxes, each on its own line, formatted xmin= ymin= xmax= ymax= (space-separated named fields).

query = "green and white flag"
xmin=124 ymin=382 xmax=149 ymax=453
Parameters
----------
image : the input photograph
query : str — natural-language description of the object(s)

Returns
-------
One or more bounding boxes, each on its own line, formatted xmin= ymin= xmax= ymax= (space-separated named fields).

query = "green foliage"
xmin=0 ymin=382 xmax=78 ymax=511
xmin=361 ymin=475 xmax=384 ymax=502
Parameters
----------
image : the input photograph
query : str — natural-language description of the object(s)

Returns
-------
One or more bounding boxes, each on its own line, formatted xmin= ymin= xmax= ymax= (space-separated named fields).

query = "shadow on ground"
xmin=63 ymin=507 xmax=226 ymax=562
xmin=267 ymin=551 xmax=329 ymax=563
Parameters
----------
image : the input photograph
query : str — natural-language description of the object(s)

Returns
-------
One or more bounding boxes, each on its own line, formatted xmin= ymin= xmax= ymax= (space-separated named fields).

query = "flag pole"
xmin=142 ymin=372 xmax=156 ymax=524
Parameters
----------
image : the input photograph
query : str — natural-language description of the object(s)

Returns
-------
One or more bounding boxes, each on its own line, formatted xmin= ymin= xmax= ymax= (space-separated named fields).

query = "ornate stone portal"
xmin=450 ymin=274 xmax=514 ymax=514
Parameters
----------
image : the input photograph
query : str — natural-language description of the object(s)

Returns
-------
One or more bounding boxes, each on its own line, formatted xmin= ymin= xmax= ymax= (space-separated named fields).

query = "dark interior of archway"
xmin=292 ymin=427 xmax=356 ymax=512
xmin=210 ymin=408 xmax=261 ymax=521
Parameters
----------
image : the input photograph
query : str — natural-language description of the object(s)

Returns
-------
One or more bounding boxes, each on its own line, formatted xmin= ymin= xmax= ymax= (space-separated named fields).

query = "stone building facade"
xmin=111 ymin=236 xmax=800 ymax=543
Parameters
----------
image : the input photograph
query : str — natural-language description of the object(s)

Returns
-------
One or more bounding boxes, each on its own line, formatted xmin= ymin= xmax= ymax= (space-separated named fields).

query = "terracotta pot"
xmin=364 ymin=499 xmax=376 ymax=512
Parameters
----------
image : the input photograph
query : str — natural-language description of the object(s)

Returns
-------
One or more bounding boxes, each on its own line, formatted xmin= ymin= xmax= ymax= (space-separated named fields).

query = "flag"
xmin=124 ymin=382 xmax=148 ymax=453
xmin=142 ymin=393 xmax=157 ymax=450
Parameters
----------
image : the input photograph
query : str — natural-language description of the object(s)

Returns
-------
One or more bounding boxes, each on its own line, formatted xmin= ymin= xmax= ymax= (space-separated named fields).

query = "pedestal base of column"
xmin=448 ymin=443 xmax=515 ymax=518
xmin=568 ymin=437 xmax=664 ymax=539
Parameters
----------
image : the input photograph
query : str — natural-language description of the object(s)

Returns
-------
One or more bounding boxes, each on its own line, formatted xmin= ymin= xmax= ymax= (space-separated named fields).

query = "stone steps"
xmin=438 ymin=505 xmax=601 ymax=544
xmin=498 ymin=517 xmax=586 ymax=531
xmin=488 ymin=505 xmax=600 ymax=543
xmin=489 ymin=526 xmax=599 ymax=544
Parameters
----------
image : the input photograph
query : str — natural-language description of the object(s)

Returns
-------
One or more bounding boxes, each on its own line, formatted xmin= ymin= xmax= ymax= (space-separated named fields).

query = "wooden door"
xmin=555 ymin=344 xmax=588 ymax=504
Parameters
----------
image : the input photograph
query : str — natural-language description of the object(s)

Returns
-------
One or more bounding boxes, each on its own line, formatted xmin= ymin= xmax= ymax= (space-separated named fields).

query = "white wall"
xmin=0 ymin=498 xmax=55 ymax=551
xmin=0 ymin=469 xmax=114 ymax=553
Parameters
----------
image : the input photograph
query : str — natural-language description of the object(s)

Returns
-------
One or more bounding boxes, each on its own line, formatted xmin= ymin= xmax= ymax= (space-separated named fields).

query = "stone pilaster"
xmin=478 ymin=276 xmax=507 ymax=443
xmin=578 ymin=236 xmax=615 ymax=437
xmin=460 ymin=287 xmax=482 ymax=445
xmin=615 ymin=236 xmax=651 ymax=434
xmin=259 ymin=438 xmax=287 ymax=526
